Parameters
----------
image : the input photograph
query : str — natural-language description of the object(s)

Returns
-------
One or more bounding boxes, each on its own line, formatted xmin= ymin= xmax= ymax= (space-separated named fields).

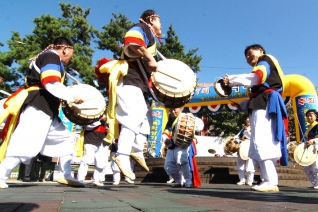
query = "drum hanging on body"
xmin=238 ymin=139 xmax=250 ymax=160
xmin=173 ymin=113 xmax=196 ymax=148
xmin=151 ymin=59 xmax=196 ymax=108
xmin=61 ymin=84 xmax=106 ymax=126
xmin=223 ymin=137 xmax=239 ymax=155
xmin=293 ymin=142 xmax=317 ymax=166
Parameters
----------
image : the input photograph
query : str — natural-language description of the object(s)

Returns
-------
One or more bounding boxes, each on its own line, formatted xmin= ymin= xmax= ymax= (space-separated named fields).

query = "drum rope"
xmin=136 ymin=59 xmax=162 ymax=103
xmin=294 ymin=111 xmax=306 ymax=143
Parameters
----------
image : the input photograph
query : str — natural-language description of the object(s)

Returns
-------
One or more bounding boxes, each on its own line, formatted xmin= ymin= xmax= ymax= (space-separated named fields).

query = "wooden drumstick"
xmin=158 ymin=70 xmax=181 ymax=82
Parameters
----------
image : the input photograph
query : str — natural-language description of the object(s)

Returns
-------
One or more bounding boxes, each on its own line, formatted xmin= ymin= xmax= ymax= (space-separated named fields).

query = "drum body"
xmin=152 ymin=59 xmax=196 ymax=108
xmin=223 ymin=137 xmax=240 ymax=155
xmin=214 ymin=79 xmax=232 ymax=97
xmin=62 ymin=84 xmax=106 ymax=126
xmin=173 ymin=113 xmax=196 ymax=148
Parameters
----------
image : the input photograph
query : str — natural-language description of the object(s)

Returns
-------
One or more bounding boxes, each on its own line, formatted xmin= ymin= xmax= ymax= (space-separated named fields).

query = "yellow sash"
xmin=74 ymin=129 xmax=85 ymax=157
xmin=99 ymin=60 xmax=128 ymax=144
xmin=305 ymin=121 xmax=318 ymax=139
xmin=0 ymin=87 xmax=41 ymax=162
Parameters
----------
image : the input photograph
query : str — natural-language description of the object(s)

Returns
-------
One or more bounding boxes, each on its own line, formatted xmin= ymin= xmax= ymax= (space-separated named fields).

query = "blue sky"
xmin=1 ymin=0 xmax=318 ymax=87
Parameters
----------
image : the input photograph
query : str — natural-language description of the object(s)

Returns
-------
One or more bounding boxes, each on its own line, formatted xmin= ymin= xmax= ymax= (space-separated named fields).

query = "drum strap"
xmin=136 ymin=59 xmax=162 ymax=103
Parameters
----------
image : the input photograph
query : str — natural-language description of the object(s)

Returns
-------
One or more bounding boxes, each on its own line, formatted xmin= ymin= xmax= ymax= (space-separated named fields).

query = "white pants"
xmin=236 ymin=157 xmax=255 ymax=183
xmin=111 ymin=152 xmax=134 ymax=182
xmin=249 ymin=109 xmax=281 ymax=161
xmin=164 ymin=147 xmax=192 ymax=185
xmin=115 ymin=84 xmax=151 ymax=172
xmin=254 ymin=158 xmax=279 ymax=186
xmin=304 ymin=159 xmax=318 ymax=186
xmin=0 ymin=106 xmax=75 ymax=183
xmin=77 ymin=143 xmax=109 ymax=183
xmin=249 ymin=108 xmax=280 ymax=186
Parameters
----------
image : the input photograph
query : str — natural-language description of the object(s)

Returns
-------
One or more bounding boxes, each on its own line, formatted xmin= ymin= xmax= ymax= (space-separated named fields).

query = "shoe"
xmin=185 ymin=183 xmax=194 ymax=188
xmin=92 ymin=182 xmax=104 ymax=187
xmin=254 ymin=184 xmax=279 ymax=192
xmin=246 ymin=182 xmax=253 ymax=186
xmin=57 ymin=177 xmax=85 ymax=187
xmin=130 ymin=153 xmax=149 ymax=172
xmin=112 ymin=155 xmax=136 ymax=180
xmin=125 ymin=178 xmax=135 ymax=184
xmin=237 ymin=180 xmax=246 ymax=185
xmin=250 ymin=185 xmax=259 ymax=191
xmin=167 ymin=179 xmax=174 ymax=184
xmin=307 ymin=185 xmax=314 ymax=188
xmin=0 ymin=182 xmax=8 ymax=189
xmin=113 ymin=181 xmax=120 ymax=185
xmin=314 ymin=186 xmax=318 ymax=189
xmin=171 ymin=183 xmax=183 ymax=188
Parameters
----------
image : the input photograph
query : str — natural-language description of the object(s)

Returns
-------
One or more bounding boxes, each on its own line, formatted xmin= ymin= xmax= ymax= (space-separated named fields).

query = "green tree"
xmin=202 ymin=107 xmax=246 ymax=137
xmin=97 ymin=13 xmax=133 ymax=59
xmin=0 ymin=2 xmax=98 ymax=93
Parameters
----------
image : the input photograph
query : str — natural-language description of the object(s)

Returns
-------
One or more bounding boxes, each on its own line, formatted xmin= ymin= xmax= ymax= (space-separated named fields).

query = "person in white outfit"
xmin=163 ymin=108 xmax=204 ymax=188
xmin=223 ymin=44 xmax=288 ymax=192
xmin=111 ymin=10 xmax=163 ymax=180
xmin=303 ymin=109 xmax=318 ymax=189
xmin=235 ymin=117 xmax=255 ymax=186
xmin=0 ymin=37 xmax=84 ymax=189
xmin=76 ymin=117 xmax=109 ymax=187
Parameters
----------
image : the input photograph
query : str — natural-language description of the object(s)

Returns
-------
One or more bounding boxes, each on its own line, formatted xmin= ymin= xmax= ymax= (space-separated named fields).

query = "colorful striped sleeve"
xmin=251 ymin=60 xmax=270 ymax=85
xmin=40 ymin=63 xmax=62 ymax=85
xmin=123 ymin=26 xmax=149 ymax=48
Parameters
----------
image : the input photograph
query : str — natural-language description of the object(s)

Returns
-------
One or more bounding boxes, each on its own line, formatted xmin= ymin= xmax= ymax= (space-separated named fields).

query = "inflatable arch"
xmin=148 ymin=74 xmax=317 ymax=157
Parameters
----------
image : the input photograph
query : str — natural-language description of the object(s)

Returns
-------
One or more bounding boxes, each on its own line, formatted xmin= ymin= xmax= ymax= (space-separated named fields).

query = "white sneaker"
xmin=167 ymin=179 xmax=174 ymax=184
xmin=113 ymin=181 xmax=120 ymax=185
xmin=92 ymin=182 xmax=104 ymax=187
xmin=246 ymin=182 xmax=253 ymax=186
xmin=125 ymin=178 xmax=135 ymax=184
xmin=314 ymin=186 xmax=318 ymax=189
xmin=0 ymin=182 xmax=8 ymax=189
xmin=254 ymin=184 xmax=279 ymax=192
xmin=237 ymin=180 xmax=246 ymax=185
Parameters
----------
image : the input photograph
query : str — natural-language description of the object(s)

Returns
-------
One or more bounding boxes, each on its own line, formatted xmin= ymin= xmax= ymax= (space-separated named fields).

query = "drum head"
xmin=152 ymin=59 xmax=196 ymax=97
xmin=214 ymin=79 xmax=232 ymax=97
xmin=294 ymin=143 xmax=317 ymax=166
xmin=62 ymin=84 xmax=106 ymax=125
xmin=239 ymin=140 xmax=250 ymax=160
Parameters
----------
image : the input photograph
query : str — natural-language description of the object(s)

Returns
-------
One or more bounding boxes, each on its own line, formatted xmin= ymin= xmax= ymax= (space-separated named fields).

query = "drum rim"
xmin=239 ymin=139 xmax=250 ymax=160
xmin=214 ymin=78 xmax=232 ymax=97
xmin=294 ymin=143 xmax=318 ymax=166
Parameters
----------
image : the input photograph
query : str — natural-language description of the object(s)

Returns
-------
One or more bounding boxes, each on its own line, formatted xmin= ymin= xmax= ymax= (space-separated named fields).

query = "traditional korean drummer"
xmin=0 ymin=37 xmax=84 ymax=189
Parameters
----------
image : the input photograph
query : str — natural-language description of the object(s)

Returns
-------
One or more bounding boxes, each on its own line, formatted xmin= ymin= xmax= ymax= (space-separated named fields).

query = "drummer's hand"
xmin=73 ymin=96 xmax=84 ymax=104
xmin=223 ymin=75 xmax=229 ymax=86
xmin=164 ymin=138 xmax=171 ymax=146
xmin=146 ymin=58 xmax=158 ymax=72
xmin=306 ymin=139 xmax=314 ymax=146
